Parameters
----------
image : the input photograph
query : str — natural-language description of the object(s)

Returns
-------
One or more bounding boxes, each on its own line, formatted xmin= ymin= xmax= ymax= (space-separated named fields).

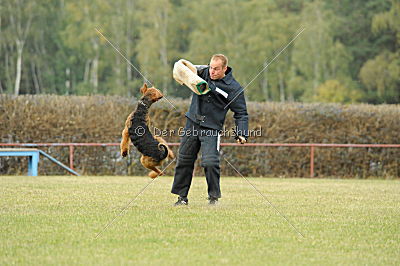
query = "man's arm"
xmin=194 ymin=65 xmax=208 ymax=72
xmin=229 ymin=91 xmax=249 ymax=144
xmin=194 ymin=65 xmax=208 ymax=79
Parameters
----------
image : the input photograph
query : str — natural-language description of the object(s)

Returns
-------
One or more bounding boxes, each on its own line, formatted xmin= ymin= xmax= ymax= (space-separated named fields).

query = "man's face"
xmin=209 ymin=59 xmax=227 ymax=80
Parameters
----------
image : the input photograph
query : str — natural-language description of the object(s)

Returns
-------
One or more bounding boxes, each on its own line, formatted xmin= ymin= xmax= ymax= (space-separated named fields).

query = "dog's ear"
xmin=140 ymin=83 xmax=148 ymax=95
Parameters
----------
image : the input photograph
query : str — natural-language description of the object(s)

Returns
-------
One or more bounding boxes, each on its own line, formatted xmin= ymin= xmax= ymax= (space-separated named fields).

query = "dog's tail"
xmin=157 ymin=143 xmax=169 ymax=161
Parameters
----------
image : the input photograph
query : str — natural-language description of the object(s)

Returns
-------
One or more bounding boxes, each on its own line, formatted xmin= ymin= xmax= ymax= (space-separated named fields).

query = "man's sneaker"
xmin=208 ymin=197 xmax=218 ymax=205
xmin=174 ymin=196 xmax=188 ymax=206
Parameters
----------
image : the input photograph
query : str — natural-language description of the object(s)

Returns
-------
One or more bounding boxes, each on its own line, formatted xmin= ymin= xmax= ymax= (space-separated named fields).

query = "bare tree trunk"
xmin=91 ymin=39 xmax=99 ymax=93
xmin=158 ymin=8 xmax=169 ymax=94
xmin=313 ymin=5 xmax=322 ymax=93
xmin=313 ymin=59 xmax=319 ymax=91
xmin=24 ymin=62 xmax=30 ymax=93
xmin=8 ymin=0 xmax=33 ymax=95
xmin=126 ymin=51 xmax=132 ymax=83
xmin=112 ymin=11 xmax=123 ymax=91
xmin=261 ymin=63 xmax=269 ymax=100
xmin=311 ymin=33 xmax=319 ymax=92
xmin=115 ymin=55 xmax=123 ymax=89
xmin=91 ymin=56 xmax=98 ymax=92
xmin=14 ymin=40 xmax=24 ymax=95
xmin=278 ymin=65 xmax=285 ymax=102
xmin=37 ymin=63 xmax=44 ymax=93
xmin=126 ymin=0 xmax=134 ymax=83
xmin=84 ymin=59 xmax=90 ymax=83
xmin=5 ymin=52 xmax=13 ymax=92
xmin=31 ymin=61 xmax=40 ymax=94
xmin=65 ymin=68 xmax=71 ymax=94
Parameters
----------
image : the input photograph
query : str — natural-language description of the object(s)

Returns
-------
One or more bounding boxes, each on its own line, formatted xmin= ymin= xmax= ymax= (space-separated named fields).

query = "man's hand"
xmin=236 ymin=136 xmax=247 ymax=144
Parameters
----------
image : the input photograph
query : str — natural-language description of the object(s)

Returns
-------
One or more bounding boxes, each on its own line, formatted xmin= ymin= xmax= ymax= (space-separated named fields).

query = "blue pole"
xmin=31 ymin=151 xmax=39 ymax=176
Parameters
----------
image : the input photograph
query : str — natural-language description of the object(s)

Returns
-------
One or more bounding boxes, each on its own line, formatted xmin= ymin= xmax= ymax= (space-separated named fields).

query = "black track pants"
xmin=171 ymin=119 xmax=221 ymax=198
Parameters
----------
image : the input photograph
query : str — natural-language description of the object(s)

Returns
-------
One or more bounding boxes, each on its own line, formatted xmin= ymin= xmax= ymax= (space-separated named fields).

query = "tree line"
xmin=1 ymin=0 xmax=399 ymax=103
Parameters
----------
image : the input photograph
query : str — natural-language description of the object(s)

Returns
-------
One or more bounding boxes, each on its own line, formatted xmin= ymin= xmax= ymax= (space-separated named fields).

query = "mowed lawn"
xmin=1 ymin=176 xmax=399 ymax=265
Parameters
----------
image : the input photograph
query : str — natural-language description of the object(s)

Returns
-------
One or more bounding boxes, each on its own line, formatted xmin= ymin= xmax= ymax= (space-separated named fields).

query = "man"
xmin=171 ymin=54 xmax=248 ymax=205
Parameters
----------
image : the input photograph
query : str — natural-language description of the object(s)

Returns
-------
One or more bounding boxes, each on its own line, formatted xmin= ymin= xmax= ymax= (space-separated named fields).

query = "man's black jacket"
xmin=185 ymin=66 xmax=249 ymax=138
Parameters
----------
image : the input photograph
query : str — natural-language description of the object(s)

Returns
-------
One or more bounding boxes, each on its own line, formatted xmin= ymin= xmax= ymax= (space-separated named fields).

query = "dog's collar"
xmin=138 ymin=100 xmax=149 ymax=107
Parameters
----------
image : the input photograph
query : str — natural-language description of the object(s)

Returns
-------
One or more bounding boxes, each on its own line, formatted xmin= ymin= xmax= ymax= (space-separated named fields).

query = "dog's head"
xmin=140 ymin=83 xmax=163 ymax=102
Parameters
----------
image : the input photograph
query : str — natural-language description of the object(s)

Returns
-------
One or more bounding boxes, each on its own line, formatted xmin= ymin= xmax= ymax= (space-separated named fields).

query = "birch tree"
xmin=359 ymin=0 xmax=400 ymax=103
xmin=290 ymin=0 xmax=352 ymax=102
xmin=4 ymin=0 xmax=35 ymax=95
xmin=135 ymin=0 xmax=171 ymax=94
xmin=62 ymin=0 xmax=112 ymax=94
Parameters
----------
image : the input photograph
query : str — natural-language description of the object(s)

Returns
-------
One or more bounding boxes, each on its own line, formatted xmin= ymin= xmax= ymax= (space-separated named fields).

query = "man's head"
xmin=209 ymin=54 xmax=228 ymax=80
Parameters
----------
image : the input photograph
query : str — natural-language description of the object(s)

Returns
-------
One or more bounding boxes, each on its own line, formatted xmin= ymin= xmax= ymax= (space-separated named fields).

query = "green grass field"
xmin=1 ymin=176 xmax=399 ymax=265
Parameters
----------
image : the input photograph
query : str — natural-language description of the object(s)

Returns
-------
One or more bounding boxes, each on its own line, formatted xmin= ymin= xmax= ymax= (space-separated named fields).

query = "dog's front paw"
xmin=121 ymin=150 xmax=128 ymax=157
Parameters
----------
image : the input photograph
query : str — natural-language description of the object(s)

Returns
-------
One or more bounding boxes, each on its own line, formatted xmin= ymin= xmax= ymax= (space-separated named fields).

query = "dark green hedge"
xmin=1 ymin=95 xmax=399 ymax=177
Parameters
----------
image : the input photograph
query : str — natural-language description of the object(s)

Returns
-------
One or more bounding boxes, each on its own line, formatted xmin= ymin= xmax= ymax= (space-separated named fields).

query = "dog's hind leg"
xmin=148 ymin=169 xmax=162 ymax=179
xmin=141 ymin=156 xmax=163 ymax=178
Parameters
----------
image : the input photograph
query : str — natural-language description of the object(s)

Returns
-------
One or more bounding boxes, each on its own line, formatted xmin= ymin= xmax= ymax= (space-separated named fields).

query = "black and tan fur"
xmin=120 ymin=83 xmax=174 ymax=178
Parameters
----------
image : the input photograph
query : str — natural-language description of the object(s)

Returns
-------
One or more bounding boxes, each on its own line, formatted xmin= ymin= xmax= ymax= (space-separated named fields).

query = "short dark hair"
xmin=211 ymin=54 xmax=228 ymax=68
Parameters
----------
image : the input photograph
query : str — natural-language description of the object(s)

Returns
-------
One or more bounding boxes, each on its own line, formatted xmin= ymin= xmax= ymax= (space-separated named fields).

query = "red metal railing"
xmin=1 ymin=142 xmax=400 ymax=177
